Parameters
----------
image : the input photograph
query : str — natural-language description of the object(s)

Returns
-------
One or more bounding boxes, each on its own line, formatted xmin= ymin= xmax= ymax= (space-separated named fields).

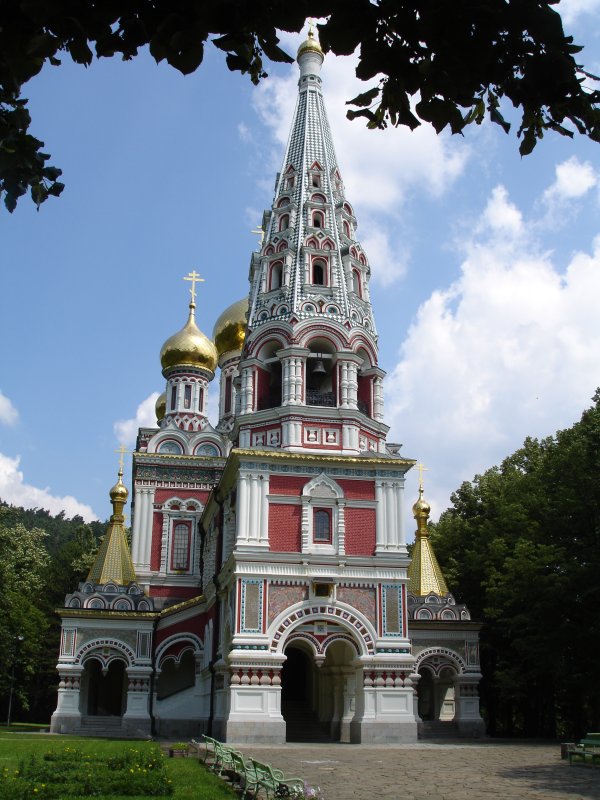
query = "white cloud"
xmin=252 ymin=35 xmax=469 ymax=285
xmin=558 ymin=0 xmax=600 ymax=26
xmin=386 ymin=186 xmax=600 ymax=522
xmin=113 ymin=392 xmax=160 ymax=445
xmin=360 ymin=220 xmax=409 ymax=286
xmin=543 ymin=156 xmax=598 ymax=204
xmin=0 ymin=391 xmax=18 ymax=426
xmin=238 ymin=122 xmax=251 ymax=142
xmin=480 ymin=185 xmax=523 ymax=234
xmin=0 ymin=452 xmax=98 ymax=521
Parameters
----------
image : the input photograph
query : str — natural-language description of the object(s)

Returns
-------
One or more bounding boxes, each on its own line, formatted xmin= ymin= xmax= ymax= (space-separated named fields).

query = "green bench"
xmin=567 ymin=733 xmax=600 ymax=768
xmin=190 ymin=736 xmax=305 ymax=799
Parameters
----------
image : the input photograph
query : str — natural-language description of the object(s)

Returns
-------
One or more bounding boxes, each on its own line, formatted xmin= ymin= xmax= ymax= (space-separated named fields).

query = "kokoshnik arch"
xmin=51 ymin=28 xmax=484 ymax=743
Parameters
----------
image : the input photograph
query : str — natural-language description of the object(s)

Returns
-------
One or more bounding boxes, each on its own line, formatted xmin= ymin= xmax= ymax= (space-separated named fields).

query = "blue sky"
xmin=1 ymin=4 xmax=600 ymax=534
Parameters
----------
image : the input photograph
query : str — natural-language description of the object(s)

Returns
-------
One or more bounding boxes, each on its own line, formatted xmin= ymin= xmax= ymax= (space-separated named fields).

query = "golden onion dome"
xmin=212 ymin=297 xmax=249 ymax=359
xmin=160 ymin=302 xmax=218 ymax=374
xmin=109 ymin=470 xmax=129 ymax=504
xmin=155 ymin=391 xmax=166 ymax=424
xmin=297 ymin=26 xmax=323 ymax=60
xmin=412 ymin=488 xmax=431 ymax=519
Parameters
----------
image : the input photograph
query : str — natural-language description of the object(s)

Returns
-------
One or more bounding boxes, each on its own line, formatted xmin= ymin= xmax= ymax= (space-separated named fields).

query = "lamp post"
xmin=6 ymin=635 xmax=24 ymax=728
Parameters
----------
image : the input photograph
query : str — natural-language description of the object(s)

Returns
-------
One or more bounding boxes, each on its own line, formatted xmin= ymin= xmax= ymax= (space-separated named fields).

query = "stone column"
xmin=50 ymin=668 xmax=83 ymax=733
xmin=123 ymin=669 xmax=153 ymax=737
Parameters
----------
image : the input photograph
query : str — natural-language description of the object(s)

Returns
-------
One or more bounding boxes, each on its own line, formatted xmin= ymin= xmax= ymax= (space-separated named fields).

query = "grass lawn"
xmin=0 ymin=732 xmax=237 ymax=800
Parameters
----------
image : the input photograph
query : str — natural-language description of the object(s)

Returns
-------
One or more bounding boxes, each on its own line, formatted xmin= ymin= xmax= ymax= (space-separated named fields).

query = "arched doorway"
xmin=281 ymin=645 xmax=326 ymax=742
xmin=80 ymin=658 xmax=127 ymax=717
xmin=418 ymin=668 xmax=435 ymax=721
xmin=281 ymin=638 xmax=359 ymax=742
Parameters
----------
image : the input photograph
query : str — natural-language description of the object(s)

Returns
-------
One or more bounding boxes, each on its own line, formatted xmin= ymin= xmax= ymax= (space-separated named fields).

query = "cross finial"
xmin=251 ymin=226 xmax=265 ymax=247
xmin=115 ymin=444 xmax=128 ymax=475
xmin=308 ymin=18 xmax=316 ymax=38
xmin=416 ymin=462 xmax=429 ymax=492
xmin=183 ymin=270 xmax=205 ymax=305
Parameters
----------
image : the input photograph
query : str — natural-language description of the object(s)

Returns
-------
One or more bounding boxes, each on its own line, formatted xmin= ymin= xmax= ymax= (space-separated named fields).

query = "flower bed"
xmin=0 ymin=744 xmax=173 ymax=799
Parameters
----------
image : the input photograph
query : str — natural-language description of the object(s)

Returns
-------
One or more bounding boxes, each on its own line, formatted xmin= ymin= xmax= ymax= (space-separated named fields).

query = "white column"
xmin=259 ymin=475 xmax=270 ymax=546
xmin=396 ymin=481 xmax=405 ymax=548
xmin=340 ymin=362 xmax=349 ymax=408
xmin=237 ymin=474 xmax=249 ymax=543
xmin=385 ymin=482 xmax=396 ymax=550
xmin=347 ymin=363 xmax=358 ymax=409
xmin=282 ymin=359 xmax=291 ymax=405
xmin=249 ymin=474 xmax=259 ymax=543
xmin=375 ymin=480 xmax=385 ymax=551
xmin=131 ymin=487 xmax=143 ymax=565
xmin=373 ymin=377 xmax=384 ymax=420
xmin=337 ymin=502 xmax=346 ymax=555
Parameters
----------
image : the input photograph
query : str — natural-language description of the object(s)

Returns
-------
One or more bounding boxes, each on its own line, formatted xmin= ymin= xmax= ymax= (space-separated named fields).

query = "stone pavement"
xmin=239 ymin=741 xmax=600 ymax=800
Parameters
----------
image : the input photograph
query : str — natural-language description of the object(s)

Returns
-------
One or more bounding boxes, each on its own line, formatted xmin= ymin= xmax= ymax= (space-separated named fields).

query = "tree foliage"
xmin=1 ymin=0 xmax=599 ymax=211
xmin=429 ymin=390 xmax=600 ymax=738
xmin=0 ymin=503 xmax=105 ymax=721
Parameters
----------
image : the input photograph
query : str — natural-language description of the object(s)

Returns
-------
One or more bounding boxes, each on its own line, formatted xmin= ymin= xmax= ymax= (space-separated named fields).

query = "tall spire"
xmin=247 ymin=23 xmax=377 ymax=338
xmin=407 ymin=473 xmax=449 ymax=596
xmin=236 ymin=26 xmax=388 ymax=455
xmin=87 ymin=462 xmax=137 ymax=586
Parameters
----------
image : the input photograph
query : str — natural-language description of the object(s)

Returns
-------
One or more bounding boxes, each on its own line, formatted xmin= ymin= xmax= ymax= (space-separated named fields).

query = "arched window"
xmin=312 ymin=259 xmax=326 ymax=285
xmin=279 ymin=214 xmax=289 ymax=232
xmin=171 ymin=523 xmax=190 ymax=570
xmin=352 ymin=270 xmax=361 ymax=296
xmin=306 ymin=237 xmax=318 ymax=249
xmin=277 ymin=196 xmax=290 ymax=207
xmin=277 ymin=240 xmax=287 ymax=252
xmin=159 ymin=440 xmax=183 ymax=455
xmin=265 ymin=245 xmax=274 ymax=256
xmin=312 ymin=210 xmax=324 ymax=228
xmin=313 ymin=509 xmax=332 ymax=543
xmin=270 ymin=262 xmax=283 ymax=290
xmin=312 ymin=193 xmax=326 ymax=204
xmin=343 ymin=220 xmax=351 ymax=238
xmin=322 ymin=238 xmax=334 ymax=250
xmin=359 ymin=254 xmax=367 ymax=265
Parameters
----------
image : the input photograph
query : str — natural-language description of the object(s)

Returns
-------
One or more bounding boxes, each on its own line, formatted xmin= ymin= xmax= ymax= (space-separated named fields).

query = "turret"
xmin=234 ymin=26 xmax=387 ymax=456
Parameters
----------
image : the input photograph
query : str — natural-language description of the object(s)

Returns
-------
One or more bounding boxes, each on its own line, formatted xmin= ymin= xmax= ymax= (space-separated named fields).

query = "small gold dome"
xmin=212 ymin=297 xmax=249 ymax=358
xmin=412 ymin=488 xmax=431 ymax=519
xmin=109 ymin=471 xmax=129 ymax=503
xmin=297 ymin=27 xmax=323 ymax=60
xmin=155 ymin=391 xmax=166 ymax=423
xmin=160 ymin=303 xmax=218 ymax=374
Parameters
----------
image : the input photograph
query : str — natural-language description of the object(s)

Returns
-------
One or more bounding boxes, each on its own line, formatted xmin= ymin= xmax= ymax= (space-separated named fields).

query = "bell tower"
xmin=234 ymin=28 xmax=387 ymax=456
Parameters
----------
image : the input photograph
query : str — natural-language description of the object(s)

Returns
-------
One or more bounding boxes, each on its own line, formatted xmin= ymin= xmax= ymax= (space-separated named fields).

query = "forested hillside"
xmin=430 ymin=390 xmax=600 ymax=738
xmin=0 ymin=502 xmax=106 ymax=722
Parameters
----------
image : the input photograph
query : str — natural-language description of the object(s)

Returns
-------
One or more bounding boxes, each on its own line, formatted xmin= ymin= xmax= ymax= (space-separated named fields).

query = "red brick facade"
xmin=269 ymin=504 xmax=302 ymax=551
xmin=344 ymin=508 xmax=376 ymax=555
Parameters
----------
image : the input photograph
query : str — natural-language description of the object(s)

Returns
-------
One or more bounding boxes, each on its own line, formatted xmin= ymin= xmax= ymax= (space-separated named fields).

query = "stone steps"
xmin=283 ymin=700 xmax=332 ymax=743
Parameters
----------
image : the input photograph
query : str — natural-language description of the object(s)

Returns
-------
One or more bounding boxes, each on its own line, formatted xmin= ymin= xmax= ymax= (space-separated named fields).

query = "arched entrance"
xmin=281 ymin=639 xmax=358 ymax=742
xmin=281 ymin=644 xmax=326 ymax=742
xmin=80 ymin=658 xmax=127 ymax=717
xmin=416 ymin=654 xmax=461 ymax=736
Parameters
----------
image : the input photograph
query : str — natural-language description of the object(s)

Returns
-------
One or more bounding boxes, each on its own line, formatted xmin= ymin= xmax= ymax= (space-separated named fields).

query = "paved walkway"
xmin=239 ymin=741 xmax=600 ymax=800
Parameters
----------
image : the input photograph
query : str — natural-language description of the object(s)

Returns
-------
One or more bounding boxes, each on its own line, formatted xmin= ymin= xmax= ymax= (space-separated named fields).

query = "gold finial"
xmin=416 ymin=462 xmax=429 ymax=492
xmin=183 ymin=270 xmax=205 ymax=306
xmin=251 ymin=226 xmax=265 ymax=247
xmin=308 ymin=18 xmax=316 ymax=38
xmin=115 ymin=444 xmax=128 ymax=475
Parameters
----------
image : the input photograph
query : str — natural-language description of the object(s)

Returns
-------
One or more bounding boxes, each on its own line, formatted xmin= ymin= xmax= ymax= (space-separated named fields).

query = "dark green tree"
xmin=1 ymin=0 xmax=599 ymax=211
xmin=430 ymin=391 xmax=600 ymax=738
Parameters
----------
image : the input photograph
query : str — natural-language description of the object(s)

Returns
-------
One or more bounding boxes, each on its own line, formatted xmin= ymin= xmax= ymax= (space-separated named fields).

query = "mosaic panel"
xmin=337 ymin=586 xmax=376 ymax=626
xmin=241 ymin=579 xmax=263 ymax=633
xmin=382 ymin=585 xmax=403 ymax=636
xmin=268 ymin=584 xmax=308 ymax=624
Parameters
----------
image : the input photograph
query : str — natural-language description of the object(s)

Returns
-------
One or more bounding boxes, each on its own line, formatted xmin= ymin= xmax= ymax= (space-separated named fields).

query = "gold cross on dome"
xmin=308 ymin=18 xmax=316 ymax=37
xmin=251 ymin=226 xmax=265 ymax=246
xmin=115 ymin=444 xmax=128 ymax=473
xmin=183 ymin=270 xmax=205 ymax=304
xmin=416 ymin=462 xmax=429 ymax=491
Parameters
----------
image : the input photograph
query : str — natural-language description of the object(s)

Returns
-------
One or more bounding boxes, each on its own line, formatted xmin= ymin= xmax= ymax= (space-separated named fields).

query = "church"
xmin=50 ymin=28 xmax=484 ymax=743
